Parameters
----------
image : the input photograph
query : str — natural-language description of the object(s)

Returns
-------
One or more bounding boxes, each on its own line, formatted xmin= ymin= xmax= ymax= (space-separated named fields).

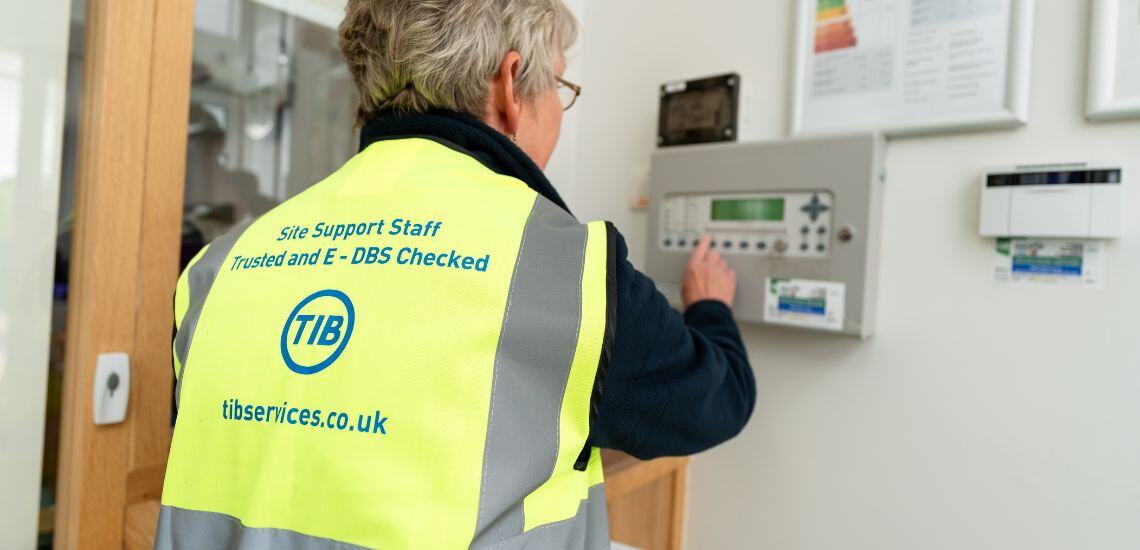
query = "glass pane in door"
xmin=0 ymin=0 xmax=81 ymax=548
xmin=183 ymin=0 xmax=359 ymax=264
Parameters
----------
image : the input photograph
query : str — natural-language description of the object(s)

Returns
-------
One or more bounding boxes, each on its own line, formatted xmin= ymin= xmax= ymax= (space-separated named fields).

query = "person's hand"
xmin=682 ymin=235 xmax=736 ymax=309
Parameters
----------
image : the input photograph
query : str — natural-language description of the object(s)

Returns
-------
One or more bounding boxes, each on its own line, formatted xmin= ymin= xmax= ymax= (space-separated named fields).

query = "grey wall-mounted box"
xmin=645 ymin=133 xmax=886 ymax=338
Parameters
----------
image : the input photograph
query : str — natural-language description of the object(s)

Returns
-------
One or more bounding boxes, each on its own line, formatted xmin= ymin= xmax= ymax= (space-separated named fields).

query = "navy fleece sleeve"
xmin=588 ymin=230 xmax=756 ymax=459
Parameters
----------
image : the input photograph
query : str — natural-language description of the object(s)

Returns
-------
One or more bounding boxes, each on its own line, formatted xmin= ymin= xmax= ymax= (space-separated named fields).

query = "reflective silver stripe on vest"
xmin=470 ymin=196 xmax=590 ymax=548
xmin=154 ymin=506 xmax=368 ymax=550
xmin=153 ymin=484 xmax=609 ymax=550
xmin=173 ymin=221 xmax=251 ymax=408
xmin=475 ymin=484 xmax=610 ymax=550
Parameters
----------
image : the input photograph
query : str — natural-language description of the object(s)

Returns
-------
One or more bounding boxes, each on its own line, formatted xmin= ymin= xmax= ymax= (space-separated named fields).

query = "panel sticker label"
xmin=993 ymin=238 xmax=1105 ymax=289
xmin=764 ymin=278 xmax=846 ymax=331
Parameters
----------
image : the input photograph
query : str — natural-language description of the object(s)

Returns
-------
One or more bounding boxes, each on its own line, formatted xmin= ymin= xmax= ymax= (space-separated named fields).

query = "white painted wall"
xmin=542 ymin=0 xmax=586 ymax=205
xmin=568 ymin=1 xmax=1140 ymax=548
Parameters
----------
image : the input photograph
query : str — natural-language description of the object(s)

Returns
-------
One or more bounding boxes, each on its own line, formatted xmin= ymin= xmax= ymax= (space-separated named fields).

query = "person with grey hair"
xmin=156 ymin=1 xmax=753 ymax=549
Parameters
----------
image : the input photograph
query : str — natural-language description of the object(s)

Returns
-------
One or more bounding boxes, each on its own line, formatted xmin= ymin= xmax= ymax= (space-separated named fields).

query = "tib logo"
xmin=280 ymin=289 xmax=355 ymax=375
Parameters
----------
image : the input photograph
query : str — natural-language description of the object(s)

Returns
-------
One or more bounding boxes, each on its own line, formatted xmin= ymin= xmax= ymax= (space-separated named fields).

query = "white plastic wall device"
xmin=979 ymin=162 xmax=1124 ymax=238
xmin=93 ymin=352 xmax=130 ymax=425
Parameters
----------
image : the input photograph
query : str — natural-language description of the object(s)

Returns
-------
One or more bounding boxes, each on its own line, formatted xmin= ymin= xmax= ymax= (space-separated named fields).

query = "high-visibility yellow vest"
xmin=157 ymin=138 xmax=615 ymax=549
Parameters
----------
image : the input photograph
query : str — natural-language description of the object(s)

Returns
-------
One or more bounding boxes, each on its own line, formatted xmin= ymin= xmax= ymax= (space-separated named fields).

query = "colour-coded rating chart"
xmin=814 ymin=0 xmax=858 ymax=53
xmin=796 ymin=0 xmax=1022 ymax=136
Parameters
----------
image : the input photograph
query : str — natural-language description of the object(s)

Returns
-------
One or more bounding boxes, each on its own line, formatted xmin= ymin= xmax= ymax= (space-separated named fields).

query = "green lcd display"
xmin=710 ymin=198 xmax=785 ymax=221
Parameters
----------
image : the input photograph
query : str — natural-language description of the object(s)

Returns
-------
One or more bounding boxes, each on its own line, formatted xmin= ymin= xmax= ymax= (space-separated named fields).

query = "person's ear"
xmin=490 ymin=51 xmax=523 ymax=139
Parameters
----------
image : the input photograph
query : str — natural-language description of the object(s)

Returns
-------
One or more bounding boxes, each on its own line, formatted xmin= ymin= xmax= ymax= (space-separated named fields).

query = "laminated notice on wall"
xmin=992 ymin=238 xmax=1105 ymax=289
xmin=764 ymin=278 xmax=846 ymax=331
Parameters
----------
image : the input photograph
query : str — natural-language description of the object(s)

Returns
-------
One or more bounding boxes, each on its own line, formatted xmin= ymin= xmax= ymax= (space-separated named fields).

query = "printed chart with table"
xmin=794 ymin=0 xmax=1029 ymax=135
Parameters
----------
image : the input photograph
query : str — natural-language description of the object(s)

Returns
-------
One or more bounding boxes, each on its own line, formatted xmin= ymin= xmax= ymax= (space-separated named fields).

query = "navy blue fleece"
xmin=594 ymin=232 xmax=755 ymax=458
xmin=359 ymin=111 xmax=756 ymax=459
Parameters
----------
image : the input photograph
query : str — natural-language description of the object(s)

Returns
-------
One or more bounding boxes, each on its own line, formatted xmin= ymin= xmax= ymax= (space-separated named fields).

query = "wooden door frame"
xmin=54 ymin=0 xmax=196 ymax=547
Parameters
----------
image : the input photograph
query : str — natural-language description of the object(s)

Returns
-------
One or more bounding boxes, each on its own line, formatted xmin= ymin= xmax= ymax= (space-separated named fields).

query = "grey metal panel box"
xmin=645 ymin=133 xmax=886 ymax=338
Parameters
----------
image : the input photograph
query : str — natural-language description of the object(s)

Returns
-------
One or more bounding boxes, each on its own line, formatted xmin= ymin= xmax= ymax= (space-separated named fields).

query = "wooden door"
xmin=603 ymin=451 xmax=690 ymax=550
xmin=53 ymin=0 xmax=196 ymax=547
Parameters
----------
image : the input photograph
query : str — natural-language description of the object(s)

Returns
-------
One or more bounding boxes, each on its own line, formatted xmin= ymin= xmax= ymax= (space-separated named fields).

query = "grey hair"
xmin=339 ymin=0 xmax=578 ymax=124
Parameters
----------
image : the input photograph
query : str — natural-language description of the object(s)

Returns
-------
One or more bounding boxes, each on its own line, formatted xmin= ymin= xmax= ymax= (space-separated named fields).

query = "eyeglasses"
xmin=556 ymin=76 xmax=581 ymax=111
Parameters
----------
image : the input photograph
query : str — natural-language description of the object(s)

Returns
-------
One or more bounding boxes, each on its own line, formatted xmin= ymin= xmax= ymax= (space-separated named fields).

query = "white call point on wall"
xmin=93 ymin=352 xmax=130 ymax=425
xmin=979 ymin=163 xmax=1124 ymax=238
